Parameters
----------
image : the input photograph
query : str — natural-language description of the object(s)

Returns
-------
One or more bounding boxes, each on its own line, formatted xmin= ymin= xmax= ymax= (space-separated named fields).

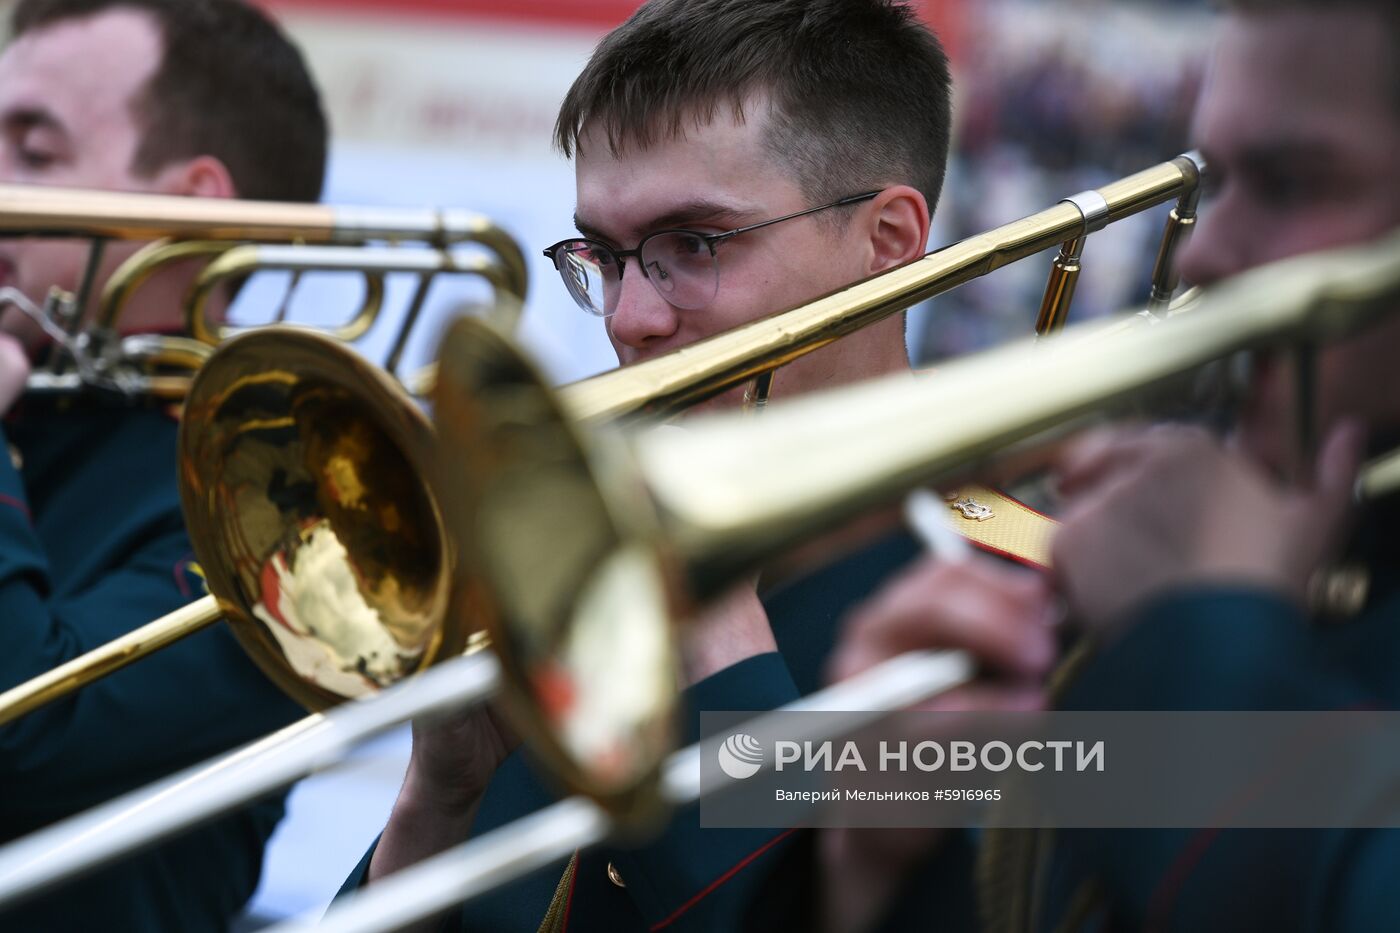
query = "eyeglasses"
xmin=543 ymin=191 xmax=880 ymax=318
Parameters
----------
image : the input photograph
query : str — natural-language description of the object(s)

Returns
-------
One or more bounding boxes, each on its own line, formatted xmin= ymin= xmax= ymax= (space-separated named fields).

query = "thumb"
xmin=1302 ymin=417 xmax=1366 ymax=540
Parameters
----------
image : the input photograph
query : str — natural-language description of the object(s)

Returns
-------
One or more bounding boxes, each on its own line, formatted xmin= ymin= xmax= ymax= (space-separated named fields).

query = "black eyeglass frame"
xmin=542 ymin=190 xmax=881 ymax=315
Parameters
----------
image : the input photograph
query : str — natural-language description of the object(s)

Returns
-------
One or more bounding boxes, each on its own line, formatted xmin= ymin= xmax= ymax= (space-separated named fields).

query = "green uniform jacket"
xmin=749 ymin=505 xmax=1400 ymax=933
xmin=0 ymin=396 xmax=305 ymax=932
xmin=1019 ymin=587 xmax=1400 ymax=933
xmin=1017 ymin=498 xmax=1400 ymax=933
xmin=339 ymin=530 xmax=922 ymax=931
xmin=847 ymin=507 xmax=1400 ymax=933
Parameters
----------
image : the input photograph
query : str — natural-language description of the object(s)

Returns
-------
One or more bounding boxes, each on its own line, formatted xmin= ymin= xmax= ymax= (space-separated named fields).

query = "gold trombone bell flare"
xmin=177 ymin=327 xmax=463 ymax=712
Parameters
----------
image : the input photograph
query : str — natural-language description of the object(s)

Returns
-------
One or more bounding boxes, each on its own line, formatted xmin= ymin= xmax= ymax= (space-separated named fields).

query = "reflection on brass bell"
xmin=606 ymin=861 xmax=626 ymax=888
xmin=7 ymin=444 xmax=20 ymax=472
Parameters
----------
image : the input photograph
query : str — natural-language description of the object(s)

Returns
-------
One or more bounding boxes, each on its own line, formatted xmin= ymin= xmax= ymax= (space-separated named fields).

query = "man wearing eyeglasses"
xmin=541 ymin=105 xmax=924 ymax=413
xmin=542 ymin=187 xmax=889 ymax=405
xmin=337 ymin=1 xmax=978 ymax=930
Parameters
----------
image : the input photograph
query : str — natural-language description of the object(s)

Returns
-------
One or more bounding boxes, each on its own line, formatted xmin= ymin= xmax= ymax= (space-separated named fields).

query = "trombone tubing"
xmin=0 ymin=184 xmax=529 ymax=332
xmin=268 ymin=650 xmax=971 ymax=933
xmin=287 ymin=222 xmax=1400 ymax=933
xmin=0 ymin=646 xmax=958 ymax=911
xmin=560 ymin=153 xmax=1204 ymax=422
xmin=0 ymin=596 xmax=222 ymax=728
xmin=0 ymin=184 xmax=513 ymax=248
xmin=183 ymin=244 xmax=528 ymax=346
xmin=1 ymin=227 xmax=1394 ymax=911
xmin=0 ymin=651 xmax=501 ymax=910
xmin=0 ymin=154 xmax=1186 ymax=722
xmin=632 ymin=228 xmax=1400 ymax=596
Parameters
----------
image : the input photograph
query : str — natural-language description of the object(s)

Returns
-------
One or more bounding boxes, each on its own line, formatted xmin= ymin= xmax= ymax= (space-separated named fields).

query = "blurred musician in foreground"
xmin=0 ymin=0 xmax=325 ymax=928
xmin=339 ymin=1 xmax=1009 ymax=930
xmin=804 ymin=1 xmax=1400 ymax=930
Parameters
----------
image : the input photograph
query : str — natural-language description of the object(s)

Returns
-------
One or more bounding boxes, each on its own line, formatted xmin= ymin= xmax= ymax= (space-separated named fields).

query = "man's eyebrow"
xmin=644 ymin=199 xmax=757 ymax=232
xmin=572 ymin=213 xmax=611 ymax=244
xmin=573 ymin=199 xmax=759 ymax=245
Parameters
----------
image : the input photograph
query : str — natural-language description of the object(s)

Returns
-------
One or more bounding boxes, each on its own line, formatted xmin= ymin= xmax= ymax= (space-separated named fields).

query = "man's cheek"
xmin=703 ymin=294 xmax=770 ymax=339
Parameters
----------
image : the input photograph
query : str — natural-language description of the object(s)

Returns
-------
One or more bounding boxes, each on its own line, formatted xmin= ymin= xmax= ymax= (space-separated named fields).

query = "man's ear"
xmin=863 ymin=185 xmax=929 ymax=274
xmin=153 ymin=155 xmax=238 ymax=200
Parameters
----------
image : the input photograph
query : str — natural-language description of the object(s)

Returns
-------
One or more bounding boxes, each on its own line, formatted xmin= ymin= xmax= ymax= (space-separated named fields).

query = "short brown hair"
xmin=11 ymin=0 xmax=327 ymax=202
xmin=555 ymin=0 xmax=953 ymax=218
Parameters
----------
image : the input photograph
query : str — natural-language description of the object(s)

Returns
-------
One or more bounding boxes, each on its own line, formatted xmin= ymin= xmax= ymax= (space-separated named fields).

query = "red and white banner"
xmin=262 ymin=0 xmax=965 ymax=156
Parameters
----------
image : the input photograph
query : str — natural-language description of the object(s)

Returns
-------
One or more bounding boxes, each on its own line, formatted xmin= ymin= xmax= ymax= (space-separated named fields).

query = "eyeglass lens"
xmin=555 ymin=232 xmax=719 ymax=316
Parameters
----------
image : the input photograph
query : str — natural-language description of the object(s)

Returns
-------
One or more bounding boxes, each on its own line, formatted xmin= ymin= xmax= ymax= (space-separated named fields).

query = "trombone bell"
xmin=180 ymin=327 xmax=462 ymax=711
xmin=434 ymin=318 xmax=678 ymax=829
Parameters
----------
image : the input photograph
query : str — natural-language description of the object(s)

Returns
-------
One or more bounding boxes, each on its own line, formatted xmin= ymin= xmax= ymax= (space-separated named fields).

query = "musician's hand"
xmin=368 ymin=702 xmax=518 ymax=888
xmin=818 ymin=555 xmax=1055 ymax=933
xmin=831 ymin=554 xmax=1056 ymax=708
xmin=0 ymin=333 xmax=29 ymax=417
xmin=680 ymin=579 xmax=776 ymax=686
xmin=405 ymin=702 xmax=518 ymax=810
xmin=1052 ymin=421 xmax=1365 ymax=633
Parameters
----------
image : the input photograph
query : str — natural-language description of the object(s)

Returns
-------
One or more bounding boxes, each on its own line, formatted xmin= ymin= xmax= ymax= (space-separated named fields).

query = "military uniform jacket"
xmin=1006 ymin=502 xmax=1400 ymax=933
xmin=1011 ymin=594 xmax=1400 ymax=932
xmin=339 ymin=530 xmax=923 ymax=931
xmin=746 ymin=508 xmax=1400 ymax=933
xmin=0 ymin=396 xmax=304 ymax=932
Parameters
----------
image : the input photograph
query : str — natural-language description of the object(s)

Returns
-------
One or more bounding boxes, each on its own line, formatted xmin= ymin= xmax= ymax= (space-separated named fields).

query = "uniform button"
xmin=1309 ymin=565 xmax=1370 ymax=621
xmin=606 ymin=861 xmax=626 ymax=888
xmin=7 ymin=444 xmax=20 ymax=471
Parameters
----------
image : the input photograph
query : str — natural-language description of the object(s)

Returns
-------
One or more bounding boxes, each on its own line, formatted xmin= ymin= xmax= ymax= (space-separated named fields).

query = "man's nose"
xmin=607 ymin=263 xmax=680 ymax=350
xmin=1177 ymin=197 xmax=1253 ymax=289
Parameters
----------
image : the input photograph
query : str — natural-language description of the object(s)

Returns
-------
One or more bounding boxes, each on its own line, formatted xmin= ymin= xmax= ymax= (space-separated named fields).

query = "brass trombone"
xmin=1 ymin=225 xmax=1395 ymax=920
xmin=0 ymin=185 xmax=527 ymax=723
xmin=284 ymin=226 xmax=1400 ymax=933
xmin=562 ymin=152 xmax=1204 ymax=421
xmin=0 ymin=326 xmax=470 ymax=724
xmin=0 ymin=154 xmax=1213 ymax=898
xmin=0 ymin=183 xmax=527 ymax=399
xmin=0 ymin=158 xmax=1198 ymax=728
xmin=433 ymin=225 xmax=1400 ymax=825
xmin=0 ymin=154 xmax=1215 ymax=907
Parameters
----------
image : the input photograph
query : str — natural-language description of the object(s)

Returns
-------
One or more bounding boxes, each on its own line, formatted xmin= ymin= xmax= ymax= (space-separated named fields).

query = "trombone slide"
xmin=276 ymin=650 xmax=971 ymax=933
xmin=0 ymin=596 xmax=222 ymax=728
xmin=0 ymin=650 xmax=501 ymax=909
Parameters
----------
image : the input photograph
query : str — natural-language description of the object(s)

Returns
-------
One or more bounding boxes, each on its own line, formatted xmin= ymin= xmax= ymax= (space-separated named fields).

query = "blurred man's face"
xmin=0 ymin=10 xmax=170 ymax=349
xmin=573 ymin=99 xmax=883 ymax=408
xmin=1178 ymin=9 xmax=1400 ymax=469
